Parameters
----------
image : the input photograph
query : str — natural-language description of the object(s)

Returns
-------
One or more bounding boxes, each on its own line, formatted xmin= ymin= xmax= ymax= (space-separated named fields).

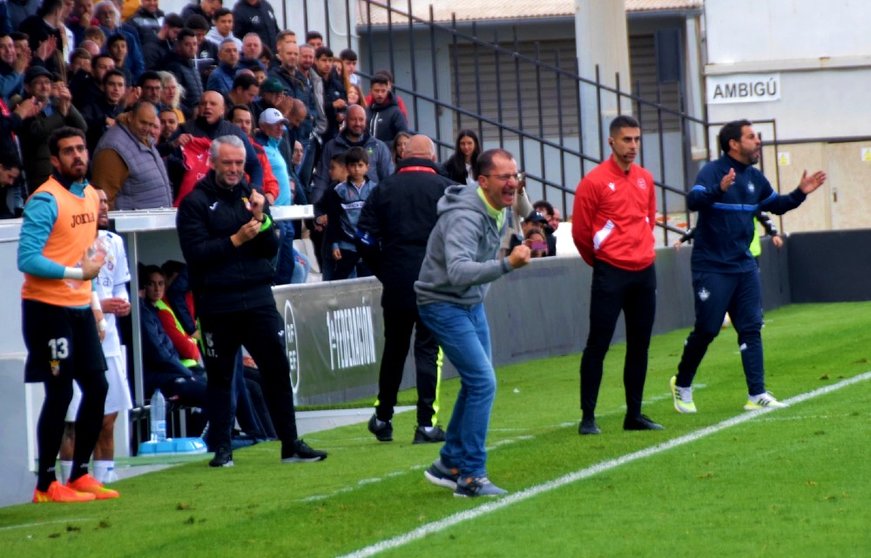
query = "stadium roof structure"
xmin=357 ymin=0 xmax=704 ymax=25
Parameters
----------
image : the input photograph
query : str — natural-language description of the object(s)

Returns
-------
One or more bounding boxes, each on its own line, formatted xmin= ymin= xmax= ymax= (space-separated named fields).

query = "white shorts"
xmin=65 ymin=354 xmax=133 ymax=421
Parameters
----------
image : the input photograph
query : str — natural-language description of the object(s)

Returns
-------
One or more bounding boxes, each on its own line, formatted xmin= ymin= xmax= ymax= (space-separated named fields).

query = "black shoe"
xmin=413 ymin=425 xmax=446 ymax=444
xmin=578 ymin=417 xmax=601 ymax=435
xmin=281 ymin=439 xmax=327 ymax=463
xmin=367 ymin=414 xmax=393 ymax=442
xmin=208 ymin=447 xmax=234 ymax=467
xmin=623 ymin=414 xmax=664 ymax=431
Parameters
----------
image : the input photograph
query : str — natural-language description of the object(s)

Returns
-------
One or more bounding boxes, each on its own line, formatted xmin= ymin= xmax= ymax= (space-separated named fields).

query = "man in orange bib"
xmin=19 ymin=127 xmax=120 ymax=503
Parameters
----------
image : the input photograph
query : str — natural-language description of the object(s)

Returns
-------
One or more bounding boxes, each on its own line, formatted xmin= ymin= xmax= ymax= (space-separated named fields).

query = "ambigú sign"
xmin=707 ymin=73 xmax=781 ymax=104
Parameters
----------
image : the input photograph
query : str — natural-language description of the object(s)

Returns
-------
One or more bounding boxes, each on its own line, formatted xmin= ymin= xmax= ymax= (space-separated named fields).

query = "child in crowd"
xmin=319 ymin=147 xmax=374 ymax=280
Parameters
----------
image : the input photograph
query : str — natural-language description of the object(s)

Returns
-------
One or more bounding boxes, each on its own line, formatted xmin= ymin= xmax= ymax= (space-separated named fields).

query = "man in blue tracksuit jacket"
xmin=670 ymin=119 xmax=826 ymax=413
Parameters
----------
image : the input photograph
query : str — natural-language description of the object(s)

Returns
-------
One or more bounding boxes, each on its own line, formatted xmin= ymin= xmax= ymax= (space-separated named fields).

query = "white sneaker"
xmin=744 ymin=392 xmax=787 ymax=411
xmin=103 ymin=469 xmax=119 ymax=484
xmin=670 ymin=376 xmax=697 ymax=414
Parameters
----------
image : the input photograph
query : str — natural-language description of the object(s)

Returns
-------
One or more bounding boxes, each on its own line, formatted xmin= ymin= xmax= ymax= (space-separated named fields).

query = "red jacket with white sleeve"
xmin=571 ymin=157 xmax=657 ymax=271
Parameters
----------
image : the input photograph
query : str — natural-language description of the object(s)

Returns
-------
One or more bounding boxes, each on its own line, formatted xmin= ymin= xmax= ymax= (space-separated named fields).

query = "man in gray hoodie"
xmin=417 ymin=148 xmax=531 ymax=498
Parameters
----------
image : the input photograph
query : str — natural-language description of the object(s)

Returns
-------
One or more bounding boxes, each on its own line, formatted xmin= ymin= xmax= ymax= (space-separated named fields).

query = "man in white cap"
xmin=254 ymin=107 xmax=296 ymax=284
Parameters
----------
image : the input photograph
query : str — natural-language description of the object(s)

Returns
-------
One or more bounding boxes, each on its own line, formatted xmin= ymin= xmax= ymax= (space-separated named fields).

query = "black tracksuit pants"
xmin=375 ymin=305 xmax=441 ymax=427
xmin=580 ymin=261 xmax=657 ymax=420
xmin=199 ymin=305 xmax=299 ymax=451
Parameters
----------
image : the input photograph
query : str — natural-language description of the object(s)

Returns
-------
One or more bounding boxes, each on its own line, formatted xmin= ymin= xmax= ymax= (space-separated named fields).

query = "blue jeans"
xmin=418 ymin=302 xmax=495 ymax=478
xmin=291 ymin=249 xmax=310 ymax=284
xmin=274 ymin=220 xmax=296 ymax=286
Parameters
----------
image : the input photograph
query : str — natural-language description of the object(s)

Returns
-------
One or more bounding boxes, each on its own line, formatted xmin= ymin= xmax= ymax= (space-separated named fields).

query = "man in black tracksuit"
xmin=176 ymin=134 xmax=326 ymax=467
xmin=356 ymin=135 xmax=453 ymax=444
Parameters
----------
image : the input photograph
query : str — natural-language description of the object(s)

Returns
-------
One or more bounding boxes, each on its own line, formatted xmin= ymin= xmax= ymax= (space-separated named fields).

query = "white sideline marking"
xmin=0 ymin=517 xmax=95 ymax=532
xmin=339 ymin=372 xmax=871 ymax=558
xmin=300 ymin=385 xmax=706 ymax=503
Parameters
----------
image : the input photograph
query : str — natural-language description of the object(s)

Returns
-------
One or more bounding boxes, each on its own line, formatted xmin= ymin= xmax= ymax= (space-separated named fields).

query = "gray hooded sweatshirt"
xmin=415 ymin=184 xmax=515 ymax=306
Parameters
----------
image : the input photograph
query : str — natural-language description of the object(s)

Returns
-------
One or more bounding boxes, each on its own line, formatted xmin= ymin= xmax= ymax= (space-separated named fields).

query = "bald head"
xmin=407 ymin=134 xmax=436 ymax=161
xmin=199 ymin=90 xmax=225 ymax=124
xmin=287 ymin=98 xmax=307 ymax=127
xmin=80 ymin=39 xmax=100 ymax=57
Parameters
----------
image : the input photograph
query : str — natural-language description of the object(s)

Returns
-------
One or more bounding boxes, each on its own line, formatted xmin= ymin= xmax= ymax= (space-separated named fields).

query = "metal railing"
xmin=297 ymin=0 xmax=719 ymax=243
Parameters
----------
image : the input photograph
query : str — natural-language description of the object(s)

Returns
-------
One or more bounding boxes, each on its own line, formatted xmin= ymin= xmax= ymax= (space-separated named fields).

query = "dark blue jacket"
xmin=268 ymin=65 xmax=317 ymax=140
xmin=687 ymin=154 xmax=805 ymax=273
xmin=140 ymin=298 xmax=197 ymax=387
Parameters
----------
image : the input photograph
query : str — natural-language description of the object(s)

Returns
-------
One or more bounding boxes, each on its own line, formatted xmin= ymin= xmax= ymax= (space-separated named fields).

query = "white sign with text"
xmin=707 ymin=73 xmax=781 ymax=104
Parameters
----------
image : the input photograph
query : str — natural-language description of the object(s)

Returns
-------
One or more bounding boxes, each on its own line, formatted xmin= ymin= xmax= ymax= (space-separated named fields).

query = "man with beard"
xmin=92 ymin=101 xmax=172 ymax=209
xmin=418 ymin=148 xmax=530 ymax=497
xmin=176 ymin=134 xmax=326 ymax=468
xmin=366 ymin=72 xmax=407 ymax=147
xmin=670 ymin=120 xmax=826 ymax=414
xmin=19 ymin=127 xmax=119 ymax=503
xmin=572 ymin=115 xmax=662 ymax=436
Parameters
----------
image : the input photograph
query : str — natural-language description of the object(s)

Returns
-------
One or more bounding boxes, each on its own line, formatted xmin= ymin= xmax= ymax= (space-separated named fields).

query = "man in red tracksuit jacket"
xmin=571 ymin=115 xmax=663 ymax=435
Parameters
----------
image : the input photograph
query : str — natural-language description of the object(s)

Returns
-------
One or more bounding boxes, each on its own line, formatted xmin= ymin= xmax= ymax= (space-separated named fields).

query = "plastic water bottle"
xmin=150 ymin=389 xmax=167 ymax=442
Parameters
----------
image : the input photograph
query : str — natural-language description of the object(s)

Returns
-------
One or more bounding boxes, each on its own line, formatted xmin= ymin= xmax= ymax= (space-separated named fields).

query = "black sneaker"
xmin=208 ymin=447 xmax=234 ymax=468
xmin=623 ymin=414 xmax=664 ymax=431
xmin=367 ymin=414 xmax=393 ymax=442
xmin=578 ymin=417 xmax=601 ymax=435
xmin=413 ymin=425 xmax=446 ymax=444
xmin=280 ymin=439 xmax=327 ymax=463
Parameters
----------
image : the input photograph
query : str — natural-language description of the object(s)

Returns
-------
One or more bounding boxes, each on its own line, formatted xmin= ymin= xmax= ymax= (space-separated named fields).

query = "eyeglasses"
xmin=481 ymin=172 xmax=525 ymax=184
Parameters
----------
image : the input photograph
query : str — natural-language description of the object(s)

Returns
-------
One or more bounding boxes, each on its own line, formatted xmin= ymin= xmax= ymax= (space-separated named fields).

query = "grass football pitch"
xmin=1 ymin=302 xmax=869 ymax=557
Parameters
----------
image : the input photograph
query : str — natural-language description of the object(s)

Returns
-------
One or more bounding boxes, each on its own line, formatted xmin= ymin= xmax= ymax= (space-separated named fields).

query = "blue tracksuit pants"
xmin=675 ymin=268 xmax=767 ymax=396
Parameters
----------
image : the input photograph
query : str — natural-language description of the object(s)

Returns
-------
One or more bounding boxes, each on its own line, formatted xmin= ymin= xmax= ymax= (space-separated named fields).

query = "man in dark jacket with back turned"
xmin=176 ymin=134 xmax=326 ymax=469
xmin=356 ymin=135 xmax=452 ymax=444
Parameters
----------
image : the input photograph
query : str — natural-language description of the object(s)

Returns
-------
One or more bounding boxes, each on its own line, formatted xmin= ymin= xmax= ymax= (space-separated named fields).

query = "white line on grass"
xmin=0 ymin=517 xmax=96 ymax=532
xmin=339 ymin=371 xmax=871 ymax=558
xmin=301 ymin=385 xmax=706 ymax=502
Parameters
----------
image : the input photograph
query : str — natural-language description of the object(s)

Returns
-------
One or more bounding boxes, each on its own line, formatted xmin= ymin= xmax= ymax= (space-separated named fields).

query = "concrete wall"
xmin=704 ymin=0 xmax=871 ymax=141
xmin=758 ymin=139 xmax=871 ymax=234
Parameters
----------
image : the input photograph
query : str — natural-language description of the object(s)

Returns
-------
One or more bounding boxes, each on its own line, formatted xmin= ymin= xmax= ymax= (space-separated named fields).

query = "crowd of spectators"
xmin=5 ymin=0 xmax=565 ymax=446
